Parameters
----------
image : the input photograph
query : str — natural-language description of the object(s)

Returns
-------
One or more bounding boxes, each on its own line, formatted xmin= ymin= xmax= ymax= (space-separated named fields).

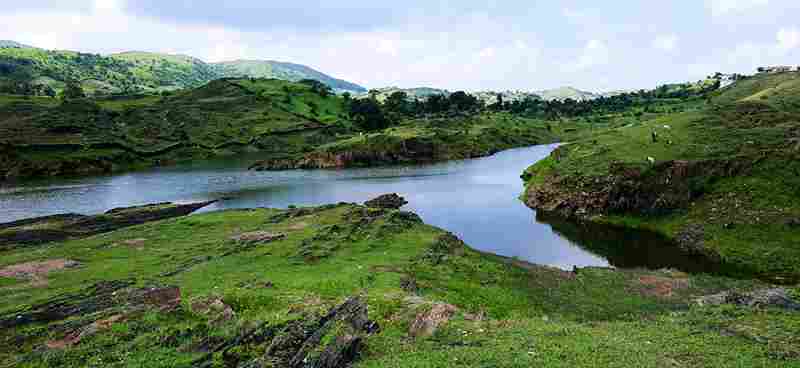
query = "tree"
xmin=448 ymin=91 xmax=480 ymax=112
xmin=384 ymin=91 xmax=409 ymax=114
xmin=62 ymin=80 xmax=85 ymax=101
xmin=349 ymin=98 xmax=390 ymax=131
xmin=299 ymin=79 xmax=332 ymax=97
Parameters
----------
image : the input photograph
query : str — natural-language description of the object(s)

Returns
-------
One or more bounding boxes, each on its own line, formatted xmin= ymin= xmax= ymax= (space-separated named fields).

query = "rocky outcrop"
xmin=194 ymin=297 xmax=380 ymax=368
xmin=408 ymin=303 xmax=458 ymax=338
xmin=0 ymin=201 xmax=217 ymax=248
xmin=525 ymin=150 xmax=750 ymax=218
xmin=696 ymin=288 xmax=800 ymax=311
xmin=364 ymin=193 xmax=408 ymax=209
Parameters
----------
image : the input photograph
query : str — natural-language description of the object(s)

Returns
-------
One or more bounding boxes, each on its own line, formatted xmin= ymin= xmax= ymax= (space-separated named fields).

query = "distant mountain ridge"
xmin=0 ymin=40 xmax=34 ymax=49
xmin=365 ymin=85 xmax=617 ymax=104
xmin=0 ymin=40 xmax=366 ymax=95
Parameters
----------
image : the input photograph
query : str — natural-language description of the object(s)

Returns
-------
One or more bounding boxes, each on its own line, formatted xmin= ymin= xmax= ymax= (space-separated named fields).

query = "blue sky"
xmin=2 ymin=0 xmax=799 ymax=91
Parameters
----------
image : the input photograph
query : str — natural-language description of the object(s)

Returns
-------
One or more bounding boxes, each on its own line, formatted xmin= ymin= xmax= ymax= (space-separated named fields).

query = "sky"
xmin=1 ymin=0 xmax=799 ymax=92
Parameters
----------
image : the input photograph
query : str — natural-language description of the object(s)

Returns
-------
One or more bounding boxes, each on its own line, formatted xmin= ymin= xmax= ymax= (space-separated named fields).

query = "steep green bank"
xmin=1 ymin=196 xmax=798 ymax=367
xmin=249 ymin=113 xmax=555 ymax=170
xmin=523 ymin=71 xmax=800 ymax=283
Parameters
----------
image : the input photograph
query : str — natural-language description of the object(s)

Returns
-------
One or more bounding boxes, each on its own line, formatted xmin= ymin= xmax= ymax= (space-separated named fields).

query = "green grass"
xmin=0 ymin=204 xmax=795 ymax=367
xmin=523 ymin=71 xmax=800 ymax=281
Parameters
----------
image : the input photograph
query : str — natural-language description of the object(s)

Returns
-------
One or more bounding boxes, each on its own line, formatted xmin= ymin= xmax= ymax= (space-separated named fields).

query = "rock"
xmin=636 ymin=275 xmax=690 ymax=298
xmin=0 ymin=201 xmax=216 ymax=248
xmin=231 ymin=231 xmax=286 ymax=244
xmin=191 ymin=296 xmax=235 ymax=324
xmin=255 ymin=297 xmax=379 ymax=368
xmin=134 ymin=286 xmax=182 ymax=311
xmin=46 ymin=314 xmax=127 ymax=349
xmin=0 ymin=259 xmax=81 ymax=280
xmin=785 ymin=218 xmax=800 ymax=228
xmin=123 ymin=238 xmax=147 ymax=249
xmin=696 ymin=288 xmax=800 ymax=310
xmin=408 ymin=303 xmax=458 ymax=338
xmin=314 ymin=334 xmax=363 ymax=368
xmin=400 ymin=276 xmax=419 ymax=294
xmin=364 ymin=193 xmax=408 ymax=209
xmin=423 ymin=232 xmax=467 ymax=264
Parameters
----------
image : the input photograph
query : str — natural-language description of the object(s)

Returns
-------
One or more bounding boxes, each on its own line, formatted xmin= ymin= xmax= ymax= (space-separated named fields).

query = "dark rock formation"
xmin=526 ymin=154 xmax=751 ymax=218
xmin=0 ymin=201 xmax=216 ymax=248
xmin=696 ymin=288 xmax=800 ymax=311
xmin=364 ymin=193 xmax=408 ymax=209
xmin=195 ymin=297 xmax=380 ymax=368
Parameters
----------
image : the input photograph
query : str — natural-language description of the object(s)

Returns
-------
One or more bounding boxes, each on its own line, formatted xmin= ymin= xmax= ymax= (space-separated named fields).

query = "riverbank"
xmin=0 ymin=79 xmax=555 ymax=181
xmin=1 ymin=196 xmax=798 ymax=367
xmin=523 ymin=71 xmax=800 ymax=284
xmin=248 ymin=114 xmax=555 ymax=171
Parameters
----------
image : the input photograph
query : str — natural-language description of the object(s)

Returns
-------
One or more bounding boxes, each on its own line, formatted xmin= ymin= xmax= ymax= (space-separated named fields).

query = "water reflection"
xmin=536 ymin=211 xmax=764 ymax=280
xmin=0 ymin=144 xmax=613 ymax=270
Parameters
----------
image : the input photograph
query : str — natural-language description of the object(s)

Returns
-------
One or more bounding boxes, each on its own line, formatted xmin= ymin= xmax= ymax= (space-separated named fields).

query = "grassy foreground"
xmin=1 ymin=198 xmax=798 ymax=367
xmin=523 ymin=71 xmax=800 ymax=283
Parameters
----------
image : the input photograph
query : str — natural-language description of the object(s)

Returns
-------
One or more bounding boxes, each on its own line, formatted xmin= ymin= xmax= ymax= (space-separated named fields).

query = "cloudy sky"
xmin=2 ymin=0 xmax=799 ymax=91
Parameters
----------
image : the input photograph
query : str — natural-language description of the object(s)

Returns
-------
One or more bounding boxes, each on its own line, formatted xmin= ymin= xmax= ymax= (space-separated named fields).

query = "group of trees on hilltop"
xmin=344 ymin=90 xmax=484 ymax=131
xmin=342 ymin=79 xmax=722 ymax=130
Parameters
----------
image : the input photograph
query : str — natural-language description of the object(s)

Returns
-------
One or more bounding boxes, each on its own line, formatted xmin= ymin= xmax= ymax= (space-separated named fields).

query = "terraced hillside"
xmin=523 ymin=71 xmax=800 ymax=283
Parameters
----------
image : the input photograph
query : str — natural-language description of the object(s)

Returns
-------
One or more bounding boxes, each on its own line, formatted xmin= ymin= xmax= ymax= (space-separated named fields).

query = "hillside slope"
xmin=0 ymin=42 xmax=366 ymax=96
xmin=0 ymin=78 xmax=351 ymax=179
xmin=0 ymin=78 xmax=556 ymax=181
xmin=523 ymin=71 xmax=800 ymax=282
xmin=215 ymin=60 xmax=366 ymax=93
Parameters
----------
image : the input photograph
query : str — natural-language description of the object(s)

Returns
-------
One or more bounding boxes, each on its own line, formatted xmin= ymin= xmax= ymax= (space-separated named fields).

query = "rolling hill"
xmin=215 ymin=60 xmax=365 ymax=93
xmin=0 ymin=41 xmax=366 ymax=96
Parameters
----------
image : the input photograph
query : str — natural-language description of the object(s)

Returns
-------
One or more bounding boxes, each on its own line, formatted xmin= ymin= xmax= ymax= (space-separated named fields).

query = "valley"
xmin=0 ymin=38 xmax=799 ymax=368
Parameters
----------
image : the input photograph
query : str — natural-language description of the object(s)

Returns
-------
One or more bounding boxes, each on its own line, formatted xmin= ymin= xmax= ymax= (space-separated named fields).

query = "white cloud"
xmin=93 ymin=0 xmax=123 ymax=13
xmin=707 ymin=0 xmax=770 ymax=17
xmin=652 ymin=34 xmax=679 ymax=52
xmin=777 ymin=27 xmax=800 ymax=50
xmin=478 ymin=47 xmax=495 ymax=58
xmin=375 ymin=39 xmax=399 ymax=57
xmin=569 ymin=40 xmax=609 ymax=71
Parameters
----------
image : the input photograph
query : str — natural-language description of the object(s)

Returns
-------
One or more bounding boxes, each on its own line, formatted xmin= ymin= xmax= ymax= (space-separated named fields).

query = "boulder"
xmin=408 ymin=303 xmax=458 ymax=338
xmin=191 ymin=296 xmax=235 ymax=324
xmin=364 ymin=193 xmax=408 ymax=209
xmin=696 ymin=288 xmax=800 ymax=310
xmin=231 ymin=231 xmax=286 ymax=244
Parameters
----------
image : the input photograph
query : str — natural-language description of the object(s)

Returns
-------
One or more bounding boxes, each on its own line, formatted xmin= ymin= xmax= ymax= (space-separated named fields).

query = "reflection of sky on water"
xmin=0 ymin=144 xmax=609 ymax=270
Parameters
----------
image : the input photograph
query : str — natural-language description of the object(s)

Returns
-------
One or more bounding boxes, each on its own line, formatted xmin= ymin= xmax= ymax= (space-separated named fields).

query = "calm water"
xmin=0 ymin=144 xmax=618 ymax=269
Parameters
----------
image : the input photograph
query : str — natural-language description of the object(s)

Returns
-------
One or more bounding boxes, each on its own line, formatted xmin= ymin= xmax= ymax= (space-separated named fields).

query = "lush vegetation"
xmin=0 ymin=200 xmax=796 ymax=367
xmin=0 ymin=43 xmax=366 ymax=97
xmin=523 ymin=71 xmax=800 ymax=283
xmin=0 ymin=77 xmax=559 ymax=180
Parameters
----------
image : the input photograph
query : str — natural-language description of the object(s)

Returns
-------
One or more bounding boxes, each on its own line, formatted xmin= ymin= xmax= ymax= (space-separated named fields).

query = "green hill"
xmin=215 ymin=60 xmax=366 ymax=93
xmin=0 ymin=77 xmax=555 ymax=180
xmin=523 ymin=71 xmax=800 ymax=282
xmin=0 ymin=78 xmax=352 ymax=179
xmin=0 ymin=42 xmax=366 ymax=96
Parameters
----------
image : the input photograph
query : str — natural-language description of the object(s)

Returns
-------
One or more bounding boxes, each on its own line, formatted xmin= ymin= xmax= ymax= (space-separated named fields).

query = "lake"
xmin=1 ymin=144 xmax=731 ymax=273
